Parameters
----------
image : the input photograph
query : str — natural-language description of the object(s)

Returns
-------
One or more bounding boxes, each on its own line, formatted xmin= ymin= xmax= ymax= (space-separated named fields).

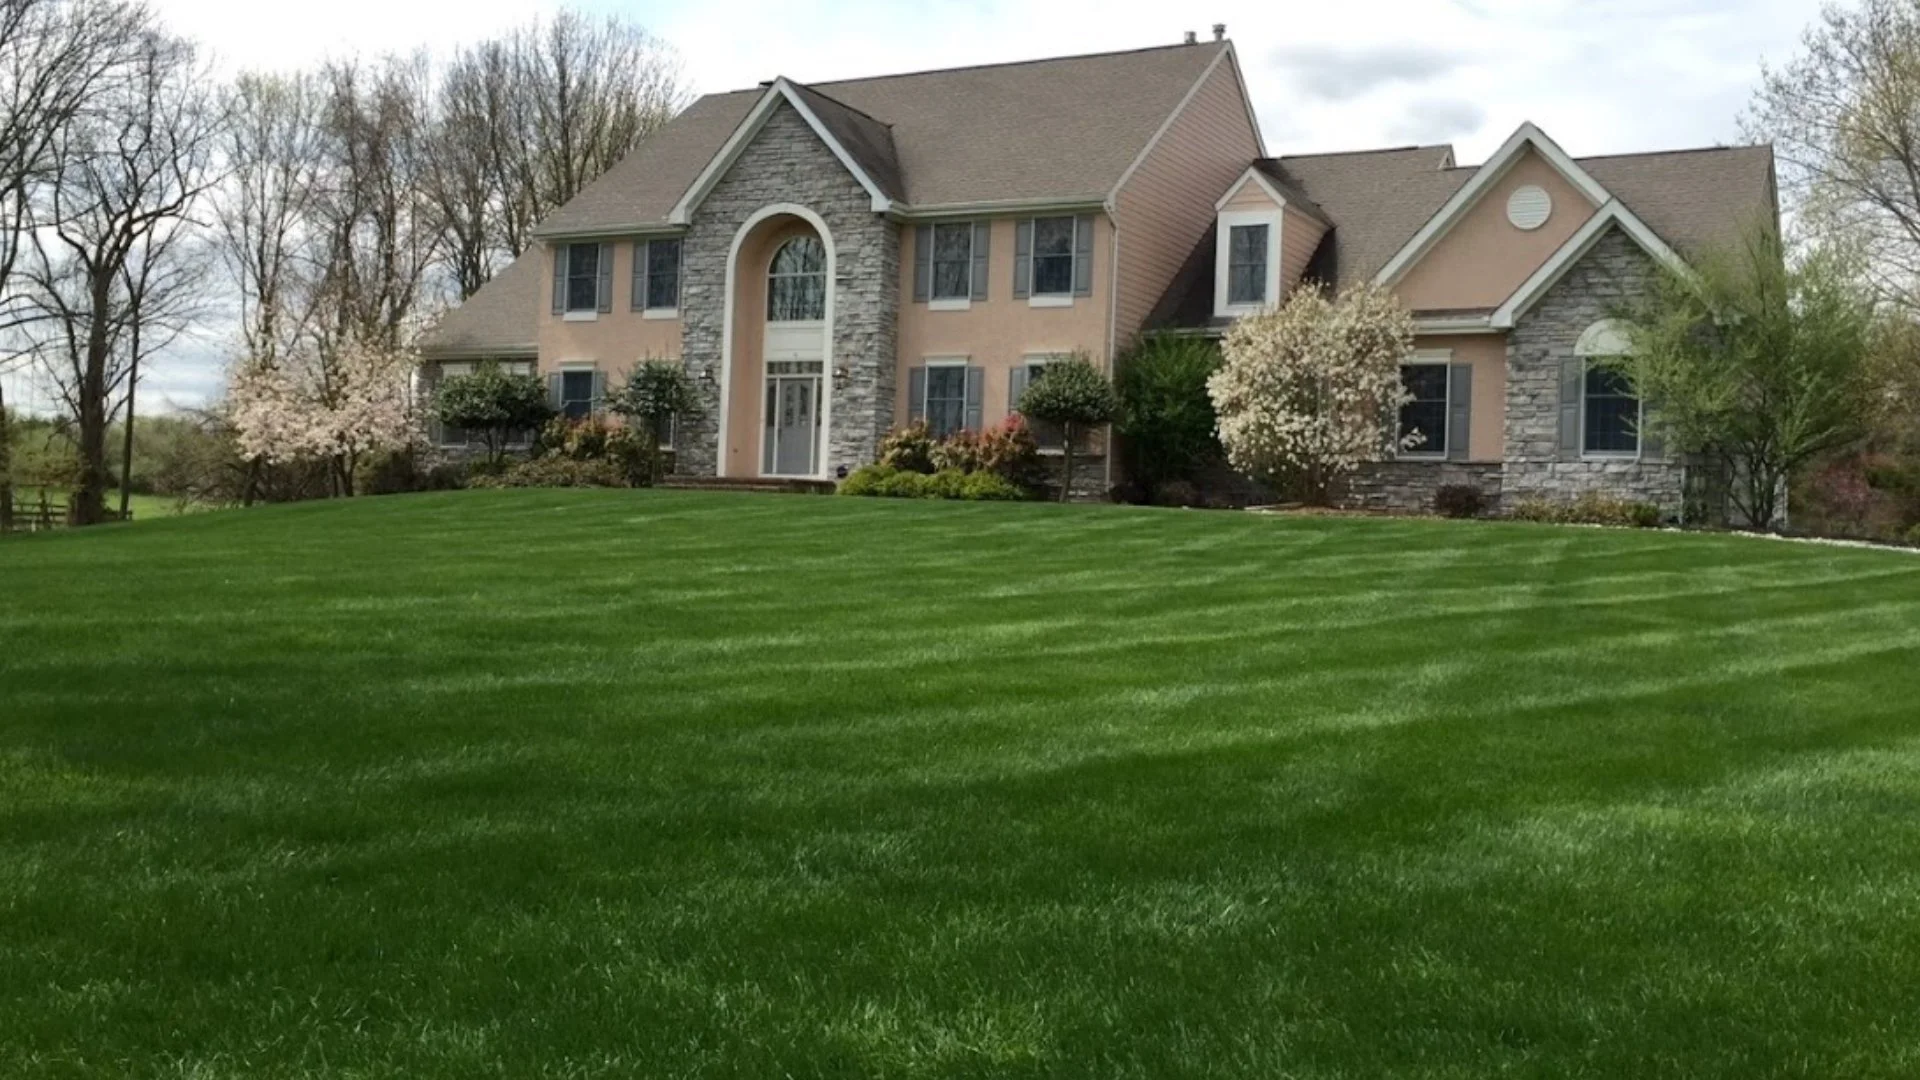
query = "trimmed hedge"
xmin=840 ymin=465 xmax=1028 ymax=501
xmin=1508 ymin=493 xmax=1662 ymax=528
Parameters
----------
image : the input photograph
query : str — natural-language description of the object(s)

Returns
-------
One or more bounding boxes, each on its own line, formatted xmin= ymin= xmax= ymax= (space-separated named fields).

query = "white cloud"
xmin=115 ymin=0 xmax=1820 ymax=410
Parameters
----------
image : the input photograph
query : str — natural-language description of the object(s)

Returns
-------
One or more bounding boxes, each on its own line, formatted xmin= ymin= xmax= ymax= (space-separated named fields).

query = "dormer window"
xmin=1227 ymin=224 xmax=1268 ymax=305
xmin=1213 ymin=208 xmax=1282 ymax=316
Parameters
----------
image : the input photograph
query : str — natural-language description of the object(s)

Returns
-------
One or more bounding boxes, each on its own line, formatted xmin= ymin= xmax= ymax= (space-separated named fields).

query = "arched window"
xmin=767 ymin=236 xmax=826 ymax=322
xmin=1574 ymin=319 xmax=1640 ymax=456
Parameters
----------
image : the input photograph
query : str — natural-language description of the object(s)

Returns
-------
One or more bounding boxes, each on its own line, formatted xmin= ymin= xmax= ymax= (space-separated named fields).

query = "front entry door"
xmin=763 ymin=375 xmax=820 ymax=476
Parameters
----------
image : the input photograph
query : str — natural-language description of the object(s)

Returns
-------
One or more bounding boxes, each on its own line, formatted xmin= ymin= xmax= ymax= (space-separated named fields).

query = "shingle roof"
xmin=420 ymin=248 xmax=542 ymax=357
xmin=537 ymin=41 xmax=1229 ymax=236
xmin=1146 ymin=140 xmax=1776 ymax=330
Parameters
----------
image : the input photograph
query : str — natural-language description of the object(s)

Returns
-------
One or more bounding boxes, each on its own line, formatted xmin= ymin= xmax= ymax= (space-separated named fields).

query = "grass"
xmin=13 ymin=487 xmax=187 ymax=521
xmin=5 ymin=489 xmax=1920 ymax=1078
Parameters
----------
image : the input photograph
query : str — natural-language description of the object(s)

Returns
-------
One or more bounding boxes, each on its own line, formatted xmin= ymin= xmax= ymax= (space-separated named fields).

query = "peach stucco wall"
xmin=1412 ymin=332 xmax=1507 ymax=462
xmin=1111 ymin=52 xmax=1264 ymax=346
xmin=1393 ymin=149 xmax=1599 ymax=313
xmin=537 ymin=240 xmax=682 ymax=384
xmin=894 ymin=215 xmax=1112 ymax=434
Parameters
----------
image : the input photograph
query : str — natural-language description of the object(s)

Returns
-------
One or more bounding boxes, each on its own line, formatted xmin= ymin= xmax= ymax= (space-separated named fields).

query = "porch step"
xmin=658 ymin=475 xmax=837 ymax=496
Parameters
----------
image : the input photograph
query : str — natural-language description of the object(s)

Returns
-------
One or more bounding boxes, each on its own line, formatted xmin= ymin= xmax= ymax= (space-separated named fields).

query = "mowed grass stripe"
xmin=5 ymin=489 xmax=1920 ymax=1078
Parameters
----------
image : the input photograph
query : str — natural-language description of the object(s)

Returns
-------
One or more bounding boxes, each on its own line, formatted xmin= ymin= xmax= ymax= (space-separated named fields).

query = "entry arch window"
xmin=768 ymin=236 xmax=826 ymax=322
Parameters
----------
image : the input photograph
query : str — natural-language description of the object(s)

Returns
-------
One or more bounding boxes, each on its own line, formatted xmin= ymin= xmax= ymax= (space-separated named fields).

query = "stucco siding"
xmin=1393 ymin=148 xmax=1599 ymax=313
xmin=1111 ymin=54 xmax=1262 ymax=348
xmin=536 ymin=241 xmax=684 ymax=383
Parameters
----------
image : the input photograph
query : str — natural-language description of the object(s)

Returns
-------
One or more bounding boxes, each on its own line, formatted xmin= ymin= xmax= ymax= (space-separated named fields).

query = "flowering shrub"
xmin=975 ymin=415 xmax=1045 ymax=487
xmin=228 ymin=338 xmax=418 ymax=496
xmin=930 ymin=428 xmax=983 ymax=473
xmin=533 ymin=415 xmax=650 ymax=485
xmin=879 ymin=421 xmax=938 ymax=473
xmin=1208 ymin=284 xmax=1416 ymax=504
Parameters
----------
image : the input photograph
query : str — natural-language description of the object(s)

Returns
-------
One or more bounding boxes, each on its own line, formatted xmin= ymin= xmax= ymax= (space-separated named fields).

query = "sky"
xmin=7 ymin=0 xmax=1826 ymax=414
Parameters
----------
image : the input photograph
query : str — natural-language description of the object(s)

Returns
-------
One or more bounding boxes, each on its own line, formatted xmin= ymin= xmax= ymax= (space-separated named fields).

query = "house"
xmin=421 ymin=33 xmax=1776 ymax=512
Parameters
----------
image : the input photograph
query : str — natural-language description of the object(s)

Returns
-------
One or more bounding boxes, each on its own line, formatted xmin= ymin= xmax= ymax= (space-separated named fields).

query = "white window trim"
xmin=641 ymin=307 xmax=679 ymax=320
xmin=1027 ymin=216 xmax=1081 ymax=303
xmin=1578 ymin=357 xmax=1644 ymax=461
xmin=562 ymin=310 xmax=598 ymax=322
xmin=1214 ymin=209 xmax=1283 ymax=318
xmin=928 ymin=221 xmax=975 ymax=306
xmin=1397 ymin=348 xmax=1452 ymax=461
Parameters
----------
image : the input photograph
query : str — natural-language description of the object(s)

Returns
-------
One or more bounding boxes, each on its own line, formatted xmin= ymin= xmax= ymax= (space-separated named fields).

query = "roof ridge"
xmin=722 ymin=40 xmax=1222 ymax=94
xmin=784 ymin=79 xmax=892 ymax=130
xmin=1575 ymin=142 xmax=1771 ymax=163
xmin=1274 ymin=143 xmax=1453 ymax=162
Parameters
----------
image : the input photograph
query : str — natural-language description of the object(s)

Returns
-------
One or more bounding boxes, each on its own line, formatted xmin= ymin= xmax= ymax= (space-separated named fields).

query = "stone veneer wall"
xmin=1502 ymin=226 xmax=1684 ymax=513
xmin=676 ymin=102 xmax=899 ymax=477
xmin=1339 ymin=462 xmax=1502 ymax=513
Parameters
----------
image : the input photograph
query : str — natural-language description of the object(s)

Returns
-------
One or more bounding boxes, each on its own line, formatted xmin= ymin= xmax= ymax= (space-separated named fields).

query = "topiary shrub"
xmin=1018 ymin=353 xmax=1117 ymax=502
xmin=1433 ymin=484 xmax=1487 ymax=519
xmin=879 ymin=422 xmax=938 ymax=474
xmin=433 ymin=362 xmax=553 ymax=468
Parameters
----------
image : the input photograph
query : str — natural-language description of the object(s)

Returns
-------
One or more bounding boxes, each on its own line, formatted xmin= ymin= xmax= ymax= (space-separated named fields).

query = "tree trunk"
xmin=1059 ymin=425 xmax=1075 ymax=503
xmin=120 ymin=322 xmax=141 ymax=520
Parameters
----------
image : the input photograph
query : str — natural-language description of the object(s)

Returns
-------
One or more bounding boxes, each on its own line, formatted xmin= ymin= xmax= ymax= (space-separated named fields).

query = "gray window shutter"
xmin=1559 ymin=356 xmax=1583 ymax=459
xmin=1013 ymin=220 xmax=1032 ymax=298
xmin=631 ymin=240 xmax=648 ymax=311
xmin=913 ymin=225 xmax=932 ymax=303
xmin=547 ymin=372 xmax=563 ymax=409
xmin=907 ymin=366 xmax=927 ymax=422
xmin=964 ymin=366 xmax=985 ymax=431
xmin=1008 ymin=365 xmax=1030 ymax=414
xmin=970 ymin=221 xmax=990 ymax=300
xmin=551 ymin=244 xmax=566 ymax=314
xmin=590 ymin=368 xmax=607 ymax=411
xmin=1073 ymin=214 xmax=1094 ymax=296
xmin=1447 ymin=363 xmax=1472 ymax=462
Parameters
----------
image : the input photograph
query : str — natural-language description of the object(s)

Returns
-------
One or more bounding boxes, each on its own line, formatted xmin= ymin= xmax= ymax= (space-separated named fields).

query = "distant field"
xmin=5 ymin=490 xmax=1920 ymax=1078
xmin=12 ymin=487 xmax=188 ymax=522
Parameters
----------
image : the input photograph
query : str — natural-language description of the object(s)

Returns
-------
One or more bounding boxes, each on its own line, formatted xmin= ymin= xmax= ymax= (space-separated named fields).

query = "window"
xmin=564 ymin=244 xmax=600 ymax=312
xmin=1583 ymin=364 xmax=1640 ymax=455
xmin=931 ymin=223 xmax=972 ymax=301
xmin=768 ymin=236 xmax=826 ymax=321
xmin=1031 ymin=217 xmax=1076 ymax=296
xmin=645 ymin=239 xmax=681 ymax=311
xmin=560 ymin=368 xmax=597 ymax=421
xmin=923 ymin=363 xmax=969 ymax=438
xmin=1399 ymin=363 xmax=1450 ymax=457
xmin=1227 ymin=224 xmax=1269 ymax=306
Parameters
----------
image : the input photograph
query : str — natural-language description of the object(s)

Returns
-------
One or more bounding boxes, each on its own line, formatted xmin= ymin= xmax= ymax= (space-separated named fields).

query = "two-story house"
xmin=421 ymin=34 xmax=1776 ymax=512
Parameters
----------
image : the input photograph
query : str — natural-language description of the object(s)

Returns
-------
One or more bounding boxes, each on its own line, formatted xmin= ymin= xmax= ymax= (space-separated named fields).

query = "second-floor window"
xmin=1031 ymin=217 xmax=1077 ymax=296
xmin=565 ymin=244 xmax=600 ymax=312
xmin=931 ymin=223 xmax=972 ymax=301
xmin=634 ymin=238 xmax=681 ymax=312
xmin=1227 ymin=224 xmax=1269 ymax=305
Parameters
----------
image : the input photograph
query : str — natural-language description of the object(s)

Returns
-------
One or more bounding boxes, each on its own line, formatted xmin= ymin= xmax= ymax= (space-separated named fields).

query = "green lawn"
xmin=6 ymin=490 xmax=1920 ymax=1078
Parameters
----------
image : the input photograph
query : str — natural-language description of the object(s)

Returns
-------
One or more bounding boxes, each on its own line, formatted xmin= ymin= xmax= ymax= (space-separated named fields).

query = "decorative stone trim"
xmin=1337 ymin=461 xmax=1502 ymax=513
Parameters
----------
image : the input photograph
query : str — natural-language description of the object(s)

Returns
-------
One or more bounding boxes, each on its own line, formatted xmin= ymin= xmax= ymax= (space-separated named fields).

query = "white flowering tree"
xmin=229 ymin=338 xmax=418 ymax=496
xmin=1208 ymin=284 xmax=1418 ymax=504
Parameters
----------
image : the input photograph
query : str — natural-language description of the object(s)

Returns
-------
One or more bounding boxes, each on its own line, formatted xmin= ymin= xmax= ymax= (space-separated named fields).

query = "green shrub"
xmin=433 ymin=362 xmax=553 ymax=467
xmin=879 ymin=422 xmax=938 ymax=474
xmin=1905 ymin=523 xmax=1920 ymax=547
xmin=1508 ymin=494 xmax=1662 ymax=528
xmin=1018 ymin=354 xmax=1117 ymax=503
xmin=838 ymin=464 xmax=1027 ymax=501
xmin=1115 ymin=334 xmax=1223 ymax=492
xmin=470 ymin=456 xmax=629 ymax=489
xmin=534 ymin=415 xmax=651 ymax=485
xmin=1151 ymin=479 xmax=1202 ymax=508
xmin=1433 ymin=484 xmax=1487 ymax=519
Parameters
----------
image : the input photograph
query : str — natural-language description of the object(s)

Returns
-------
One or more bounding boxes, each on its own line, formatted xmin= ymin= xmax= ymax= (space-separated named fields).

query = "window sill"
xmin=1395 ymin=453 xmax=1449 ymax=462
xmin=562 ymin=311 xmax=598 ymax=322
xmin=928 ymin=297 xmax=972 ymax=312
xmin=641 ymin=307 xmax=679 ymax=321
xmin=1028 ymin=295 xmax=1073 ymax=308
xmin=1216 ymin=302 xmax=1270 ymax=318
xmin=1580 ymin=452 xmax=1643 ymax=462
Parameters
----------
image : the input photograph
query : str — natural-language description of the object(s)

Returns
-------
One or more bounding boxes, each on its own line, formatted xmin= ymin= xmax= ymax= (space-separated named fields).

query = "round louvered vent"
xmin=1507 ymin=185 xmax=1552 ymax=230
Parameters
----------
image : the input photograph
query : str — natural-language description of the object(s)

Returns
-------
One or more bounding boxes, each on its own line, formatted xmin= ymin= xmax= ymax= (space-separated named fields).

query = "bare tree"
xmin=16 ymin=26 xmax=217 ymax=524
xmin=1750 ymin=0 xmax=1920 ymax=310
xmin=216 ymin=70 xmax=325 ymax=368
